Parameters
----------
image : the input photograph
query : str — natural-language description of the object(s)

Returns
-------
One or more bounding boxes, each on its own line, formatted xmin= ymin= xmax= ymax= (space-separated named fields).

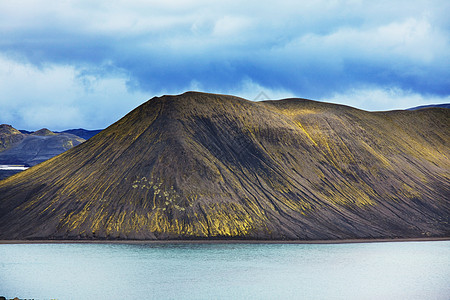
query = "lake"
xmin=0 ymin=165 xmax=28 ymax=180
xmin=0 ymin=241 xmax=449 ymax=299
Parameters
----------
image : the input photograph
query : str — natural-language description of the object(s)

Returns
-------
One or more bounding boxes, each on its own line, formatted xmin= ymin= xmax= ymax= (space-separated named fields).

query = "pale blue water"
xmin=0 ymin=241 xmax=449 ymax=300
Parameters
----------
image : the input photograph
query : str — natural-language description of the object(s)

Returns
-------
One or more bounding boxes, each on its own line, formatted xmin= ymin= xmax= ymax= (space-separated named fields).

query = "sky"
xmin=0 ymin=0 xmax=449 ymax=131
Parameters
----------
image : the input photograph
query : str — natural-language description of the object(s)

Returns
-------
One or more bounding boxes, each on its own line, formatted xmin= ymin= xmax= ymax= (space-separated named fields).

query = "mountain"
xmin=57 ymin=129 xmax=103 ymax=140
xmin=0 ymin=92 xmax=448 ymax=240
xmin=0 ymin=125 xmax=85 ymax=167
xmin=407 ymin=103 xmax=450 ymax=110
xmin=32 ymin=128 xmax=57 ymax=136
xmin=19 ymin=129 xmax=33 ymax=134
xmin=20 ymin=128 xmax=102 ymax=140
xmin=0 ymin=124 xmax=24 ymax=152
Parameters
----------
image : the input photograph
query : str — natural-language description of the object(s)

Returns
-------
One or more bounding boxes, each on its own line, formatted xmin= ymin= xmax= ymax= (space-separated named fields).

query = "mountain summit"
xmin=0 ymin=92 xmax=448 ymax=240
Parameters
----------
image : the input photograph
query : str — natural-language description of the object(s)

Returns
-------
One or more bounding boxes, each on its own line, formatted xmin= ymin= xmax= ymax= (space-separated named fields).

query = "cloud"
xmin=201 ymin=77 xmax=296 ymax=101
xmin=328 ymin=87 xmax=450 ymax=111
xmin=266 ymin=16 xmax=450 ymax=97
xmin=0 ymin=55 xmax=149 ymax=130
xmin=212 ymin=16 xmax=253 ymax=37
xmin=0 ymin=0 xmax=449 ymax=128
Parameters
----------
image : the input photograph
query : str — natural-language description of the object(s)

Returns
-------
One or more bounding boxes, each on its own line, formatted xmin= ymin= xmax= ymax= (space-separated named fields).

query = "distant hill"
xmin=57 ymin=129 xmax=103 ymax=140
xmin=407 ymin=103 xmax=450 ymax=110
xmin=0 ymin=125 xmax=85 ymax=167
xmin=0 ymin=92 xmax=448 ymax=241
xmin=19 ymin=129 xmax=33 ymax=134
xmin=20 ymin=128 xmax=102 ymax=140
xmin=0 ymin=127 xmax=100 ymax=179
xmin=0 ymin=124 xmax=24 ymax=152
xmin=32 ymin=128 xmax=57 ymax=136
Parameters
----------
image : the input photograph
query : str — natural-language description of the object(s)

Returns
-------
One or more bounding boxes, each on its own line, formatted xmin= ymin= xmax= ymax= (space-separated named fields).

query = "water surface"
xmin=1 ymin=241 xmax=449 ymax=299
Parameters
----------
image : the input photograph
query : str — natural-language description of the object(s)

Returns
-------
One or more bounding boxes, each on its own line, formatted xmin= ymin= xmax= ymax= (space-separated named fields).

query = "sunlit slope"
xmin=0 ymin=92 xmax=448 ymax=240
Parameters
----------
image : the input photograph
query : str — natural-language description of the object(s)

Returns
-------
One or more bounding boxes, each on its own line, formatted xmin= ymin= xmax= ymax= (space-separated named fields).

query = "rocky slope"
xmin=0 ymin=92 xmax=448 ymax=240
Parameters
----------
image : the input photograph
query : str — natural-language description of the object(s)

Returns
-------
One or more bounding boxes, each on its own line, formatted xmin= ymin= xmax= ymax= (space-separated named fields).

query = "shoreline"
xmin=0 ymin=237 xmax=449 ymax=245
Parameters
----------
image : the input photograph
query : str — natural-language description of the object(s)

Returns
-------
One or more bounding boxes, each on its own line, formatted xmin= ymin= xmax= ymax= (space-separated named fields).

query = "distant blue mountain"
xmin=57 ymin=128 xmax=103 ymax=140
xmin=0 ymin=125 xmax=85 ymax=167
xmin=19 ymin=128 xmax=103 ymax=139
xmin=407 ymin=103 xmax=450 ymax=110
xmin=1 ymin=126 xmax=102 ymax=179
xmin=19 ymin=129 xmax=33 ymax=134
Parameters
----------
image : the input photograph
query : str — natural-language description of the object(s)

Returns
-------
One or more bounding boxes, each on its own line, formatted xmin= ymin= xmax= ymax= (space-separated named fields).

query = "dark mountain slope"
xmin=0 ymin=92 xmax=448 ymax=240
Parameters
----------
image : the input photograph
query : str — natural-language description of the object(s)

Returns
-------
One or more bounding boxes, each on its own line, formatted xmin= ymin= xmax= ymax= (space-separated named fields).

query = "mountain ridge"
xmin=407 ymin=103 xmax=450 ymax=110
xmin=0 ymin=125 xmax=85 ymax=167
xmin=56 ymin=128 xmax=102 ymax=140
xmin=0 ymin=92 xmax=448 ymax=240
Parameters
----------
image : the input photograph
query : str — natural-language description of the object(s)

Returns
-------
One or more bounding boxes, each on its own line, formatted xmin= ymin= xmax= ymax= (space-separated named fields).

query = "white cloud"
xmin=215 ymin=78 xmax=296 ymax=101
xmin=281 ymin=17 xmax=449 ymax=65
xmin=0 ymin=55 xmax=149 ymax=130
xmin=328 ymin=87 xmax=450 ymax=111
xmin=212 ymin=16 xmax=253 ymax=37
